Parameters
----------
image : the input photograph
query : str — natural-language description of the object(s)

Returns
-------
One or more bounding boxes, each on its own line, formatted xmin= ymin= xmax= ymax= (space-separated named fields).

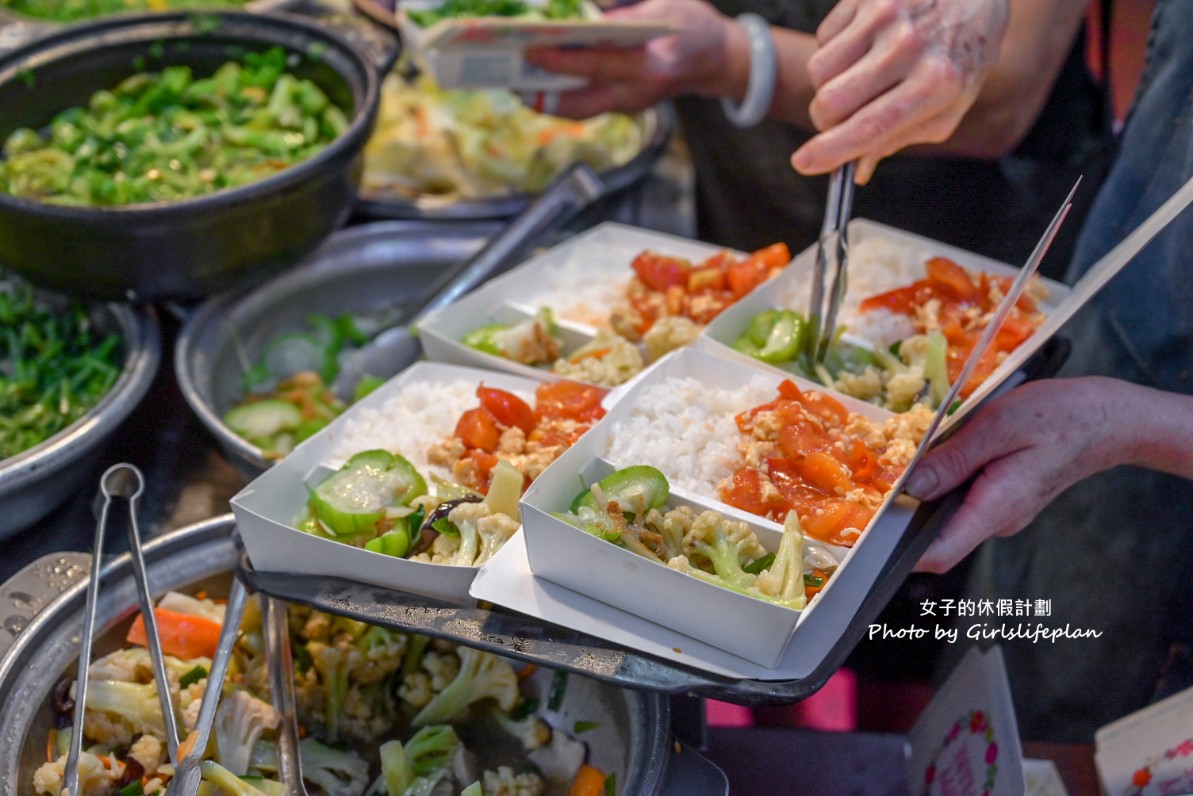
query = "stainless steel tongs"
xmin=63 ymin=463 xmax=247 ymax=796
xmin=807 ymin=161 xmax=857 ymax=362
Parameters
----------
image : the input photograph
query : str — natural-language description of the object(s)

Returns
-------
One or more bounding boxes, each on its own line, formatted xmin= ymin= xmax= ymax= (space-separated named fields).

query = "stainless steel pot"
xmin=0 ymin=515 xmax=726 ymax=794
xmin=0 ymin=12 xmax=383 ymax=301
xmin=175 ymin=220 xmax=501 ymax=479
xmin=0 ymin=284 xmax=160 ymax=538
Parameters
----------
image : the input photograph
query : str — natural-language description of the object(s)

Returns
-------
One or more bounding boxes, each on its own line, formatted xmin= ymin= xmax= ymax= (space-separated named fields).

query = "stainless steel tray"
xmin=354 ymin=103 xmax=677 ymax=221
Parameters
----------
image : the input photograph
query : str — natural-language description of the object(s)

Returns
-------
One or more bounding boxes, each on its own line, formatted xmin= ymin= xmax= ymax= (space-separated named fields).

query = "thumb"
xmin=906 ymin=425 xmax=1005 ymax=502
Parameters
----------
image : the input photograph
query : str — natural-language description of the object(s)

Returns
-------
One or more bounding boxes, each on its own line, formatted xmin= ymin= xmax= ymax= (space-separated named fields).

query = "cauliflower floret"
xmin=642 ymin=315 xmax=700 ymax=361
xmin=399 ymin=650 xmax=461 ymax=709
xmin=681 ymin=511 xmax=768 ymax=589
xmin=215 ymin=690 xmax=282 ymax=775
xmin=180 ymin=678 xmax=208 ymax=732
xmin=552 ymin=331 xmax=644 ymax=387
xmin=410 ymin=531 xmax=462 ymax=564
xmin=608 ymin=304 xmax=644 ymax=342
xmin=143 ymin=778 xmax=165 ymax=794
xmin=34 ymin=751 xmax=121 ymax=796
xmin=399 ymin=672 xmax=435 ymax=709
xmin=834 ymin=367 xmax=884 ymax=403
xmin=482 ymin=766 xmax=546 ymax=796
xmin=412 ymin=647 xmax=519 ymax=726
xmin=301 ymin=610 xmax=333 ymax=642
xmin=883 ymin=370 xmax=927 ymax=411
xmin=129 ymin=733 xmax=165 ymax=775
xmin=653 ymin=505 xmax=695 ymax=561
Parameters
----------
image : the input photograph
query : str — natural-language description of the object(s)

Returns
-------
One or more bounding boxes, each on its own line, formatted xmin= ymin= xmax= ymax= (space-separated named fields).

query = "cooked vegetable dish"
xmin=406 ymin=0 xmax=585 ymax=27
xmin=363 ymin=72 xmax=641 ymax=199
xmin=556 ymin=465 xmax=835 ymax=608
xmin=0 ymin=279 xmax=122 ymax=460
xmin=0 ymin=0 xmax=248 ymax=23
xmin=1 ymin=47 xmax=346 ymax=206
xmin=34 ymin=591 xmax=609 ymax=795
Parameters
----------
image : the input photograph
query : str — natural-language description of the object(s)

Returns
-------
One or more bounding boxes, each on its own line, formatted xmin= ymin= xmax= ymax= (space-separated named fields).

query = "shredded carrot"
xmin=193 ymin=590 xmax=207 ymax=601
xmin=517 ymin=663 xmax=539 ymax=682
xmin=127 ymin=607 xmax=223 ymax=660
xmin=569 ymin=764 xmax=606 ymax=796
xmin=46 ymin=729 xmax=56 ymax=764
xmin=569 ymin=347 xmax=611 ymax=363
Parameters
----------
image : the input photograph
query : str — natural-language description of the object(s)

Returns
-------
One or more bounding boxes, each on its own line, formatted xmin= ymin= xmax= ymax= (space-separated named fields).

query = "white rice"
xmin=780 ymin=237 xmax=924 ymax=346
xmin=327 ymin=378 xmax=533 ymax=480
xmin=605 ymin=375 xmax=775 ymax=496
xmin=515 ymin=255 xmax=630 ymax=329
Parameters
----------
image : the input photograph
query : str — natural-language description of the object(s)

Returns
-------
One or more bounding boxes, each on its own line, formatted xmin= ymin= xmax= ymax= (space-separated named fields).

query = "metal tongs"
xmin=63 ymin=463 xmax=247 ymax=796
xmin=807 ymin=161 xmax=857 ymax=362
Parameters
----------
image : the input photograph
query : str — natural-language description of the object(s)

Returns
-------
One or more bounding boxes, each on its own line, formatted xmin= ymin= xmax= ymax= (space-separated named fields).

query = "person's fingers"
xmin=791 ymin=54 xmax=961 ymax=174
xmin=526 ymin=45 xmax=650 ymax=82
xmin=913 ymin=455 xmax=1044 ymax=574
xmin=815 ymin=0 xmax=861 ymax=45
xmin=806 ymin=0 xmax=900 ymax=89
xmin=545 ymin=83 xmax=653 ymax=118
xmin=808 ymin=17 xmax=923 ymax=131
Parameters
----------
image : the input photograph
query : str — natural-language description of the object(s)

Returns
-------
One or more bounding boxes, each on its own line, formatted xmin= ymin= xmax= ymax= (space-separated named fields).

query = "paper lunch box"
xmin=516 ymin=347 xmax=919 ymax=669
xmin=418 ymin=221 xmax=754 ymax=390
xmin=397 ymin=0 xmax=679 ymax=91
xmin=231 ymin=361 xmax=576 ymax=605
xmin=699 ymin=219 xmax=1073 ymax=432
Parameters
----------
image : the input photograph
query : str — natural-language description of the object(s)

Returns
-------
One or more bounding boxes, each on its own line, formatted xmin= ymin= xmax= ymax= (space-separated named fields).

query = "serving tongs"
xmin=261 ymin=596 xmax=311 ymax=795
xmin=331 ymin=162 xmax=606 ymax=398
xmin=807 ymin=161 xmax=856 ymax=362
xmin=62 ymin=462 xmax=248 ymax=796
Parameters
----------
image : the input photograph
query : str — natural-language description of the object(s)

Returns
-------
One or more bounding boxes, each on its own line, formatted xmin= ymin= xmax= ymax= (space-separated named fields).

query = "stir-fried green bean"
xmin=0 ymin=0 xmax=247 ymax=23
xmin=0 ymin=47 xmax=347 ymax=206
xmin=0 ymin=281 xmax=123 ymax=460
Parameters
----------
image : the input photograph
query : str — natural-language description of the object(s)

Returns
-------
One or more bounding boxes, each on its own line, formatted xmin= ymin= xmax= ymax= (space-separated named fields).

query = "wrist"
xmin=718 ymin=13 xmax=777 ymax=127
xmin=696 ymin=13 xmax=752 ymax=100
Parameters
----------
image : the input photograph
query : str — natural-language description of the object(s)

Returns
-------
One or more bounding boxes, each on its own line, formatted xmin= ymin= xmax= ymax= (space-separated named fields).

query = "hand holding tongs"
xmin=63 ymin=463 xmax=247 ymax=796
xmin=807 ymin=161 xmax=857 ymax=362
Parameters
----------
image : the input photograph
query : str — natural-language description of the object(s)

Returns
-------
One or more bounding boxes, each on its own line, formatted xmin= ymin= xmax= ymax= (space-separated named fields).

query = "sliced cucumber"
xmin=223 ymin=399 xmax=302 ymax=439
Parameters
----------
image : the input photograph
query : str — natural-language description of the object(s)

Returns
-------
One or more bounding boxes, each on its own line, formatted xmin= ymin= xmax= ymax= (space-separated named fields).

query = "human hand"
xmin=908 ymin=378 xmax=1142 ymax=574
xmin=525 ymin=0 xmax=744 ymax=118
xmin=790 ymin=0 xmax=1009 ymax=184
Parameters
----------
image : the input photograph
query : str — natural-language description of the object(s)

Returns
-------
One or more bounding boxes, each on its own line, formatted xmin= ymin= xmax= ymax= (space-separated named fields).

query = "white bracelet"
xmin=720 ymin=12 xmax=777 ymax=128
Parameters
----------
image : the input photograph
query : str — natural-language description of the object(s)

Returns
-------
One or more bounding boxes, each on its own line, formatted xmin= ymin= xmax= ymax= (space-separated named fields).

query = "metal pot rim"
xmin=0 ymin=295 xmax=160 ymax=493
xmin=0 ymin=513 xmax=674 ymax=795
xmin=174 ymin=218 xmax=502 ymax=474
xmin=0 ymin=10 xmax=380 ymax=218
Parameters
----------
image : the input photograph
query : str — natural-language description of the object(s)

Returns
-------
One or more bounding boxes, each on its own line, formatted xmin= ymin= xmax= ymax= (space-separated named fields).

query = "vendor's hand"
xmin=525 ymin=0 xmax=744 ymax=118
xmin=790 ymin=0 xmax=1009 ymax=184
xmin=907 ymin=378 xmax=1139 ymax=574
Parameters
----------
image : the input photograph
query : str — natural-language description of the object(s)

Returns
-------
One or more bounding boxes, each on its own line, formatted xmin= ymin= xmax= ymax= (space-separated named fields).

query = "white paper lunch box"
xmin=518 ymin=347 xmax=920 ymax=669
xmin=231 ymin=361 xmax=580 ymax=605
xmin=698 ymin=219 xmax=1073 ymax=432
xmin=418 ymin=221 xmax=753 ymax=390
xmin=397 ymin=0 xmax=679 ymax=91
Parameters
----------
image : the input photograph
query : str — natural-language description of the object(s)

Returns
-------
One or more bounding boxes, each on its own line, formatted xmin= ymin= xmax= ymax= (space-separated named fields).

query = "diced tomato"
xmin=925 ymin=257 xmax=979 ymax=302
xmin=723 ymin=468 xmax=784 ymax=517
xmin=786 ymin=451 xmax=854 ymax=496
xmin=726 ymin=256 xmax=769 ymax=299
xmin=750 ymin=241 xmax=791 ymax=270
xmin=777 ymin=379 xmax=803 ymax=401
xmin=127 ymin=608 xmax=222 ymax=660
xmin=535 ymin=380 xmax=606 ymax=422
xmin=455 ymin=407 xmax=500 ymax=452
xmin=778 ymin=418 xmax=831 ymax=459
xmin=687 ymin=266 xmax=726 ymax=293
xmin=631 ymin=251 xmax=690 ymax=291
xmin=700 ymin=250 xmax=739 ymax=273
xmin=798 ymin=390 xmax=850 ymax=426
xmin=801 ymin=499 xmax=875 ymax=546
xmin=477 ymin=385 xmax=535 ymax=433
xmin=468 ymin=450 xmax=500 ymax=490
xmin=859 ymin=283 xmax=926 ymax=314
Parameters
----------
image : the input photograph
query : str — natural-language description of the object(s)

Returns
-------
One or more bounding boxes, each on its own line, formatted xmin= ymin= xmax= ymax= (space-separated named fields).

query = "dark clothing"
xmin=675 ymin=3 xmax=1110 ymax=274
xmin=959 ymin=0 xmax=1193 ymax=742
